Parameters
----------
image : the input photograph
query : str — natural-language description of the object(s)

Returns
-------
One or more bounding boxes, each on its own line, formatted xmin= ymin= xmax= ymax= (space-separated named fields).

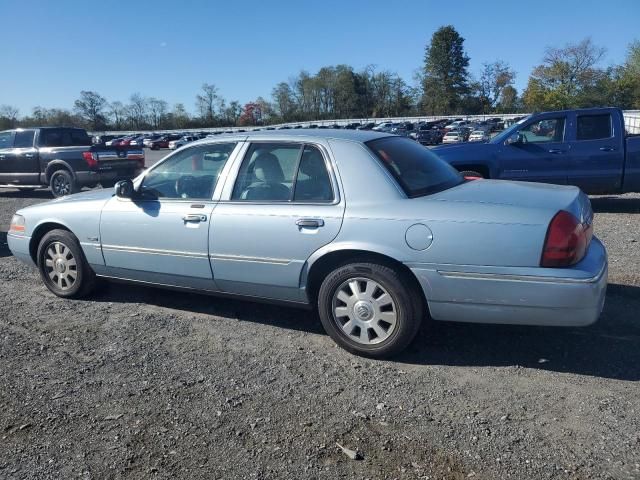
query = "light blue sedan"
xmin=7 ymin=130 xmax=607 ymax=357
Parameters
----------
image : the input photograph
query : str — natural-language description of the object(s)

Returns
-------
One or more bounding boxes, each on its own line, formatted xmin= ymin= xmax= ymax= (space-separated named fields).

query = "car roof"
xmin=191 ymin=128 xmax=393 ymax=145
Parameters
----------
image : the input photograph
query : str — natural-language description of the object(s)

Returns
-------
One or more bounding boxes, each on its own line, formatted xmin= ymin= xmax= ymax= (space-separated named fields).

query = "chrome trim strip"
xmin=210 ymin=253 xmax=291 ymax=265
xmin=437 ymin=263 xmax=606 ymax=285
xmin=102 ymin=244 xmax=209 ymax=258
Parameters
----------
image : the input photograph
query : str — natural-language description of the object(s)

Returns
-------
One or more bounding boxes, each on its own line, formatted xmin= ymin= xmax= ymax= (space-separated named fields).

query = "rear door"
xmin=209 ymin=141 xmax=344 ymax=302
xmin=496 ymin=114 xmax=569 ymax=185
xmin=0 ymin=130 xmax=39 ymax=184
xmin=566 ymin=112 xmax=624 ymax=194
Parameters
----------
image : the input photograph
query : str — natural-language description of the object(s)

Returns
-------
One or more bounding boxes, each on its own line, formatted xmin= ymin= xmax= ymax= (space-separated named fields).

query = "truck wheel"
xmin=459 ymin=170 xmax=485 ymax=179
xmin=36 ymin=229 xmax=97 ymax=298
xmin=50 ymin=170 xmax=78 ymax=197
xmin=317 ymin=261 xmax=424 ymax=358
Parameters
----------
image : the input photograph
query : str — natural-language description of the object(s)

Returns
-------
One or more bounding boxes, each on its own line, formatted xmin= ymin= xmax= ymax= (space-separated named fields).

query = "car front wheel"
xmin=37 ymin=229 xmax=97 ymax=298
xmin=318 ymin=261 xmax=423 ymax=358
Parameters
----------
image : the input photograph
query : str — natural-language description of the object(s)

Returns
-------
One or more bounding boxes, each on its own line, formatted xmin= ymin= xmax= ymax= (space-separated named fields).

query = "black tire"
xmin=49 ymin=169 xmax=79 ymax=197
xmin=459 ymin=170 xmax=485 ymax=179
xmin=36 ymin=229 xmax=97 ymax=298
xmin=317 ymin=261 xmax=424 ymax=358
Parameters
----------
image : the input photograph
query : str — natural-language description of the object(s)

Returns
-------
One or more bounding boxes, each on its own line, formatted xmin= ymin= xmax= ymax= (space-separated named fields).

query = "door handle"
xmin=548 ymin=149 xmax=565 ymax=154
xmin=599 ymin=146 xmax=616 ymax=152
xmin=182 ymin=214 xmax=207 ymax=223
xmin=296 ymin=218 xmax=324 ymax=228
xmin=0 ymin=154 xmax=5 ymax=160
xmin=24 ymin=153 xmax=35 ymax=158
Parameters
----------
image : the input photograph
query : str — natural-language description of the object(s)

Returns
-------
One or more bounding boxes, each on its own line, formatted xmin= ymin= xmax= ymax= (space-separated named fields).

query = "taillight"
xmin=541 ymin=210 xmax=591 ymax=267
xmin=82 ymin=151 xmax=98 ymax=168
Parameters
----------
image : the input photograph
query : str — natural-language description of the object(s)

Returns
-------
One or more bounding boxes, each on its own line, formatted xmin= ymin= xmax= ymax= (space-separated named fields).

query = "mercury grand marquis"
xmin=8 ymin=130 xmax=608 ymax=357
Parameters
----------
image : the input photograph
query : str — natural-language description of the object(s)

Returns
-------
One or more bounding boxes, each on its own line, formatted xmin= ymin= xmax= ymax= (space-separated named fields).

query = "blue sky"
xmin=1 ymin=0 xmax=638 ymax=115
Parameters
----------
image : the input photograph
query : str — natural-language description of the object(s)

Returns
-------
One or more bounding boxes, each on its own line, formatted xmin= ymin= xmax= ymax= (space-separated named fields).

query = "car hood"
xmin=16 ymin=188 xmax=115 ymax=219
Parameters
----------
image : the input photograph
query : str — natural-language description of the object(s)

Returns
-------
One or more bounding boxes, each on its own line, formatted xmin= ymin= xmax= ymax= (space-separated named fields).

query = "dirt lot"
xmin=0 ymin=187 xmax=639 ymax=480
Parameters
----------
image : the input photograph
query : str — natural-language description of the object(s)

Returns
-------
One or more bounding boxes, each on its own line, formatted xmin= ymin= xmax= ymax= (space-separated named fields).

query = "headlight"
xmin=9 ymin=214 xmax=26 ymax=234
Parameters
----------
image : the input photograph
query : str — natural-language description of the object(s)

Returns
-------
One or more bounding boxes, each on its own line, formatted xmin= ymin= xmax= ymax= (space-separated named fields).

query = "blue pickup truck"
xmin=433 ymin=107 xmax=640 ymax=194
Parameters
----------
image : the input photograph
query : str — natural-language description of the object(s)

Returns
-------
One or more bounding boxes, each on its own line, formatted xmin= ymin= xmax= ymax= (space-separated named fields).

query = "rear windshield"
xmin=366 ymin=137 xmax=463 ymax=197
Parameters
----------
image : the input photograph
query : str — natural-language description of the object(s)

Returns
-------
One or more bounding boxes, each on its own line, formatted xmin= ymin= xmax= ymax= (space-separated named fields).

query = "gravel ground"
xmin=0 ymin=187 xmax=639 ymax=480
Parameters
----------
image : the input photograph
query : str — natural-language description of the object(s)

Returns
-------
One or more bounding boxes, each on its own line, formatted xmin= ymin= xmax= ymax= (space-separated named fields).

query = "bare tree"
xmin=108 ymin=101 xmax=127 ymax=130
xmin=0 ymin=105 xmax=20 ymax=128
xmin=127 ymin=93 xmax=148 ymax=129
xmin=195 ymin=83 xmax=219 ymax=123
xmin=147 ymin=98 xmax=168 ymax=129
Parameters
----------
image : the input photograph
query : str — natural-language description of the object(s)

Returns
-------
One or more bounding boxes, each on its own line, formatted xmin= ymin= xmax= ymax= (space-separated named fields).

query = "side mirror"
xmin=114 ymin=179 xmax=134 ymax=198
xmin=505 ymin=132 xmax=521 ymax=145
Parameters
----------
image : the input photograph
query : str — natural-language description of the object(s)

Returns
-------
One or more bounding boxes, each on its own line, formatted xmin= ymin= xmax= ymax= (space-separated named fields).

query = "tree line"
xmin=1 ymin=26 xmax=639 ymax=132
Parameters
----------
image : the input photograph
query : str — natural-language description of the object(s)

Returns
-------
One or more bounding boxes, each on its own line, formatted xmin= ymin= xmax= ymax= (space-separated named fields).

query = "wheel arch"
xmin=29 ymin=221 xmax=73 ymax=263
xmin=45 ymin=160 xmax=75 ymax=182
xmin=453 ymin=164 xmax=491 ymax=178
xmin=302 ymin=246 xmax=427 ymax=311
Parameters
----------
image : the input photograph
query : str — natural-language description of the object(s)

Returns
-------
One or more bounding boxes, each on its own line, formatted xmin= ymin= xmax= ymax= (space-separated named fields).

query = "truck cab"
xmin=433 ymin=107 xmax=640 ymax=195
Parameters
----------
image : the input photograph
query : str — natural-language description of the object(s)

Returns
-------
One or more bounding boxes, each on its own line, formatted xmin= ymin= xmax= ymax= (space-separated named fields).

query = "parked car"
xmin=468 ymin=130 xmax=490 ymax=142
xmin=143 ymin=134 xmax=163 ymax=148
xmin=433 ymin=107 xmax=640 ymax=194
xmin=0 ymin=127 xmax=145 ymax=197
xmin=169 ymin=135 xmax=199 ymax=150
xmin=93 ymin=134 xmax=118 ymax=146
xmin=357 ymin=122 xmax=376 ymax=130
xmin=411 ymin=127 xmax=443 ymax=145
xmin=8 ymin=130 xmax=607 ymax=358
xmin=443 ymin=130 xmax=465 ymax=143
xmin=149 ymin=134 xmax=182 ymax=150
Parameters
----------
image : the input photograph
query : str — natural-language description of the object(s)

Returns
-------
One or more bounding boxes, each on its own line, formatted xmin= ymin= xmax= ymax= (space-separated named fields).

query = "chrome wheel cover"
xmin=331 ymin=277 xmax=397 ymax=345
xmin=44 ymin=242 xmax=77 ymax=291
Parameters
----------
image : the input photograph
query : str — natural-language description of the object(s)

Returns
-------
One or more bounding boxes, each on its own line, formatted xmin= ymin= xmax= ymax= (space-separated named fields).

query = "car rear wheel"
xmin=37 ymin=229 xmax=97 ymax=298
xmin=50 ymin=170 xmax=79 ymax=197
xmin=317 ymin=261 xmax=423 ymax=358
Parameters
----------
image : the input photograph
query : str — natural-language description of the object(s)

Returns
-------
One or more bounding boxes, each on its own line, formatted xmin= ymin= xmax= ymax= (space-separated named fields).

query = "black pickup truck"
xmin=0 ymin=127 xmax=145 ymax=197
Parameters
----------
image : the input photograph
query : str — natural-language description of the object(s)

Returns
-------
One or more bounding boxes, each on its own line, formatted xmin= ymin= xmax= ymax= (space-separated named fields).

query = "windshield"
xmin=366 ymin=137 xmax=463 ymax=198
xmin=490 ymin=115 xmax=531 ymax=144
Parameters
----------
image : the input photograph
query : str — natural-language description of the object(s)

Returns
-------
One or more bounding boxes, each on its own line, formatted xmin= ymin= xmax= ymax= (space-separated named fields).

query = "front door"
xmin=99 ymin=142 xmax=240 ymax=289
xmin=497 ymin=116 xmax=570 ymax=185
xmin=210 ymin=141 xmax=344 ymax=302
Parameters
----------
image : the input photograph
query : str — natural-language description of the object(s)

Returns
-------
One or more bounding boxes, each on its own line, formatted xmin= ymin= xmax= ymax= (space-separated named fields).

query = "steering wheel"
xmin=175 ymin=175 xmax=197 ymax=198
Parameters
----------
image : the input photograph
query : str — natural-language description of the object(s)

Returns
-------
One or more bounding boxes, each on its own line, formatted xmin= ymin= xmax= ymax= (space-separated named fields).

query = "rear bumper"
xmin=408 ymin=237 xmax=608 ymax=327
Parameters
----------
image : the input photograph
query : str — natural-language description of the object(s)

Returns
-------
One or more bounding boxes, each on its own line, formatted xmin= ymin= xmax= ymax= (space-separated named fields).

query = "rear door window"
xmin=577 ymin=114 xmax=612 ymax=140
xmin=14 ymin=130 xmax=35 ymax=148
xmin=40 ymin=129 xmax=90 ymax=147
xmin=231 ymin=143 xmax=302 ymax=201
